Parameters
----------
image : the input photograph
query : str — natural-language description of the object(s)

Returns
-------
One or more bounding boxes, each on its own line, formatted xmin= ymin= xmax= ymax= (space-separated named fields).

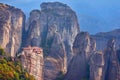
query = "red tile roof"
xmin=22 ymin=46 xmax=43 ymax=54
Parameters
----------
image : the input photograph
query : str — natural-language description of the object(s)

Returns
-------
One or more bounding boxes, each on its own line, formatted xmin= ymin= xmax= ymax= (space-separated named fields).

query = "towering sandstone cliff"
xmin=89 ymin=51 xmax=104 ymax=80
xmin=0 ymin=2 xmax=80 ymax=80
xmin=102 ymin=39 xmax=120 ymax=80
xmin=23 ymin=2 xmax=80 ymax=60
xmin=1 ymin=2 xmax=120 ymax=80
xmin=22 ymin=2 xmax=80 ymax=80
xmin=89 ymin=38 xmax=120 ymax=80
xmin=0 ymin=3 xmax=25 ymax=57
xmin=64 ymin=32 xmax=96 ymax=80
xmin=44 ymin=32 xmax=67 ymax=80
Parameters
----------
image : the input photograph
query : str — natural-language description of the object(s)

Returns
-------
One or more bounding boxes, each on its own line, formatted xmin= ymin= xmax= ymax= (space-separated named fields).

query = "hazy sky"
xmin=0 ymin=0 xmax=120 ymax=34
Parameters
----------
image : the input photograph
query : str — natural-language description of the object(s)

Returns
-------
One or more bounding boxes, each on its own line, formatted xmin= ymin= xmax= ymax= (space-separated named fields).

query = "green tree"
xmin=0 ymin=48 xmax=5 ymax=55
xmin=0 ymin=48 xmax=35 ymax=80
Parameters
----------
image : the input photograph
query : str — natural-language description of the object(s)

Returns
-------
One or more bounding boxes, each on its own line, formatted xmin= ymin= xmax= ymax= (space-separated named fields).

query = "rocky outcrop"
xmin=64 ymin=32 xmax=96 ymax=80
xmin=92 ymin=29 xmax=120 ymax=50
xmin=0 ymin=3 xmax=25 ymax=57
xmin=1 ymin=2 xmax=120 ymax=80
xmin=89 ymin=38 xmax=120 ymax=80
xmin=23 ymin=2 xmax=80 ymax=80
xmin=102 ymin=38 xmax=120 ymax=80
xmin=89 ymin=51 xmax=104 ymax=80
xmin=23 ymin=2 xmax=80 ymax=60
xmin=21 ymin=46 xmax=44 ymax=80
xmin=44 ymin=33 xmax=67 ymax=80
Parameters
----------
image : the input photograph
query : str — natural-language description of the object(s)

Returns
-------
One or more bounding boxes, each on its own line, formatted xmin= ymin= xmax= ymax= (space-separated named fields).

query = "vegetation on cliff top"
xmin=0 ymin=47 xmax=35 ymax=80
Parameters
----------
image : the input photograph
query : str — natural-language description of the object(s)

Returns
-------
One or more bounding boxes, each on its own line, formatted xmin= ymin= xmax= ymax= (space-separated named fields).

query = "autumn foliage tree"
xmin=0 ymin=47 xmax=35 ymax=80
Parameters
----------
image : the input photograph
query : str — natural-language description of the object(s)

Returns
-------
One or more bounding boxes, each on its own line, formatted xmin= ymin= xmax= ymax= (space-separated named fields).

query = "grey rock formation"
xmin=102 ymin=38 xmax=120 ymax=80
xmin=23 ymin=2 xmax=80 ymax=80
xmin=23 ymin=2 xmax=80 ymax=60
xmin=0 ymin=3 xmax=25 ymax=57
xmin=92 ymin=29 xmax=120 ymax=50
xmin=64 ymin=32 xmax=96 ymax=80
xmin=89 ymin=51 xmax=104 ymax=80
xmin=44 ymin=32 xmax=67 ymax=80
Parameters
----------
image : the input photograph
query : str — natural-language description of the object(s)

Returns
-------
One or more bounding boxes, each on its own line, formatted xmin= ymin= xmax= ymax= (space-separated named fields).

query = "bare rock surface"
xmin=23 ymin=2 xmax=80 ymax=60
xmin=64 ymin=32 xmax=96 ymax=80
xmin=44 ymin=32 xmax=67 ymax=80
xmin=89 ymin=51 xmax=104 ymax=80
xmin=23 ymin=2 xmax=80 ymax=80
xmin=102 ymin=38 xmax=120 ymax=80
xmin=0 ymin=3 xmax=25 ymax=57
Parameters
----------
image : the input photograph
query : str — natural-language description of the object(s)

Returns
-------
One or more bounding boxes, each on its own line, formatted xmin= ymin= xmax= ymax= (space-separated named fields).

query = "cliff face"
xmin=23 ymin=2 xmax=80 ymax=80
xmin=0 ymin=3 xmax=25 ymax=57
xmin=89 ymin=38 xmax=120 ymax=80
xmin=64 ymin=32 xmax=96 ymax=80
xmin=44 ymin=33 xmax=67 ymax=80
xmin=102 ymin=39 xmax=120 ymax=80
xmin=23 ymin=2 xmax=80 ymax=59
xmin=21 ymin=46 xmax=44 ymax=80
xmin=2 ymin=2 xmax=120 ymax=80
xmin=89 ymin=51 xmax=104 ymax=80
xmin=64 ymin=32 xmax=120 ymax=80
